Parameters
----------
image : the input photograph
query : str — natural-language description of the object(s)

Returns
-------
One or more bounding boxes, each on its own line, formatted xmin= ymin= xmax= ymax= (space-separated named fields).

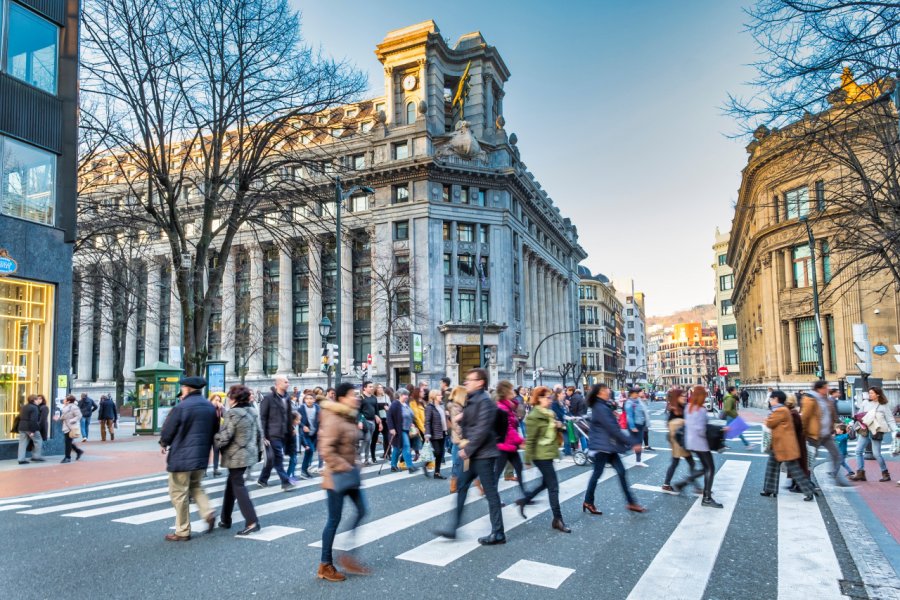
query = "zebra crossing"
xmin=0 ymin=453 xmax=856 ymax=599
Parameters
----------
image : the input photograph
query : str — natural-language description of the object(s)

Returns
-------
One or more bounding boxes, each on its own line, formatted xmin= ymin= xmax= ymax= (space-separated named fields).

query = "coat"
xmin=78 ymin=397 xmax=97 ymax=418
xmin=667 ymin=417 xmax=690 ymax=458
xmin=299 ymin=402 xmax=321 ymax=436
xmin=423 ymin=403 xmax=445 ymax=440
xmin=59 ymin=403 xmax=80 ymax=434
xmin=38 ymin=404 xmax=49 ymax=440
xmin=159 ymin=391 xmax=219 ymax=473
xmin=410 ymin=400 xmax=426 ymax=435
xmin=568 ymin=393 xmax=587 ymax=417
xmin=496 ymin=398 xmax=523 ymax=452
xmin=318 ymin=400 xmax=360 ymax=490
xmin=858 ymin=400 xmax=893 ymax=434
xmin=16 ymin=402 xmax=40 ymax=433
xmin=684 ymin=407 xmax=709 ymax=452
xmin=800 ymin=395 xmax=821 ymax=440
xmin=447 ymin=399 xmax=464 ymax=445
xmin=214 ymin=406 xmax=262 ymax=469
xmin=765 ymin=405 xmax=800 ymax=462
xmin=459 ymin=389 xmax=500 ymax=460
xmin=587 ymin=400 xmax=632 ymax=454
xmin=98 ymin=397 xmax=118 ymax=421
xmin=723 ymin=394 xmax=739 ymax=419
xmin=259 ymin=388 xmax=292 ymax=441
xmin=385 ymin=400 xmax=408 ymax=448
xmin=524 ymin=406 xmax=559 ymax=462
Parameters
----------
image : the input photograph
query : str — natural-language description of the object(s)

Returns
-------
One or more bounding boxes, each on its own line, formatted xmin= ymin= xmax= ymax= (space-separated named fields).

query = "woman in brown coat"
xmin=761 ymin=390 xmax=815 ymax=500
xmin=317 ymin=383 xmax=369 ymax=583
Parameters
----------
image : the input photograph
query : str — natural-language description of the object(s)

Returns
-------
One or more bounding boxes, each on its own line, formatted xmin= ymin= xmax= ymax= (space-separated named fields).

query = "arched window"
xmin=406 ymin=101 xmax=416 ymax=125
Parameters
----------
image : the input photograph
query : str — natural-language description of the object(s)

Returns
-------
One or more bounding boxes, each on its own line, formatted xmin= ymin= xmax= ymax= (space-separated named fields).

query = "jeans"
xmin=212 ymin=446 xmax=220 ymax=472
xmin=522 ymin=459 xmax=562 ymax=520
xmin=390 ymin=431 xmax=414 ymax=471
xmin=494 ymin=451 xmax=525 ymax=495
xmin=320 ymin=487 xmax=367 ymax=564
xmin=855 ymin=434 xmax=888 ymax=472
xmin=17 ymin=432 xmax=42 ymax=461
xmin=451 ymin=457 xmax=504 ymax=535
xmin=286 ymin=446 xmax=297 ymax=479
xmin=301 ymin=433 xmax=319 ymax=475
xmin=368 ymin=421 xmax=381 ymax=463
xmin=258 ymin=437 xmax=291 ymax=485
xmin=585 ymin=452 xmax=635 ymax=505
xmin=359 ymin=420 xmax=375 ymax=461
xmin=448 ymin=440 xmax=463 ymax=479
xmin=726 ymin=416 xmax=749 ymax=445
xmin=221 ymin=467 xmax=258 ymax=525
xmin=80 ymin=417 xmax=91 ymax=439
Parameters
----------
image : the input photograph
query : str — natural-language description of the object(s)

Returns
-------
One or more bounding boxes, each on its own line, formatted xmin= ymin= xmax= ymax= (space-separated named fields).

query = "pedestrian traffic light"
xmin=852 ymin=323 xmax=872 ymax=375
xmin=329 ymin=343 xmax=340 ymax=368
xmin=320 ymin=347 xmax=330 ymax=373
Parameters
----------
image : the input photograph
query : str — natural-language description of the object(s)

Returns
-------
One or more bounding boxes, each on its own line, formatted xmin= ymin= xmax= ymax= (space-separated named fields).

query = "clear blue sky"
xmin=293 ymin=0 xmax=758 ymax=316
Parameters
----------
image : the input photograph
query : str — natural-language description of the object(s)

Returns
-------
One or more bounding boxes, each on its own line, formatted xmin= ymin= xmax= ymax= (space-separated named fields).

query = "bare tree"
xmin=79 ymin=0 xmax=366 ymax=375
xmin=557 ymin=362 xmax=576 ymax=387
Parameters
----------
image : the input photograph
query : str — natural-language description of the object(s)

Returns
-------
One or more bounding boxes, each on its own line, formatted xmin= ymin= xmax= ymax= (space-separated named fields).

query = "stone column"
xmin=534 ymin=263 xmax=545 ymax=368
xmin=787 ymin=319 xmax=799 ymax=374
xmin=143 ymin=264 xmax=160 ymax=365
xmin=248 ymin=246 xmax=264 ymax=376
xmin=278 ymin=248 xmax=293 ymax=374
xmin=168 ymin=277 xmax=182 ymax=368
xmin=541 ymin=266 xmax=553 ymax=369
xmin=221 ymin=250 xmax=236 ymax=373
xmin=307 ymin=245 xmax=323 ymax=373
xmin=524 ymin=253 xmax=534 ymax=358
xmin=97 ymin=283 xmax=115 ymax=380
xmin=340 ymin=241 xmax=353 ymax=372
xmin=124 ymin=309 xmax=137 ymax=379
xmin=783 ymin=249 xmax=793 ymax=289
xmin=76 ymin=279 xmax=95 ymax=381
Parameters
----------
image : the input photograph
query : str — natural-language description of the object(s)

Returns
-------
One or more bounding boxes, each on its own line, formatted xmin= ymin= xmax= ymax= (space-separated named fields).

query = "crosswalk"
xmin=2 ymin=454 xmax=855 ymax=598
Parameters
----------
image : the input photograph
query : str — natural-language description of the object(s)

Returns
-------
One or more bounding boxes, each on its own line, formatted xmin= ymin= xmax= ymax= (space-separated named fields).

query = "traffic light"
xmin=328 ymin=343 xmax=340 ymax=368
xmin=320 ymin=347 xmax=330 ymax=373
xmin=852 ymin=323 xmax=872 ymax=375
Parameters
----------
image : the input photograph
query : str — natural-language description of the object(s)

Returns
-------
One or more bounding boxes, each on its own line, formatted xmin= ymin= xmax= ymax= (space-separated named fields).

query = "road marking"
xmin=497 ymin=559 xmax=575 ymax=589
xmin=631 ymin=483 xmax=679 ymax=495
xmin=19 ymin=485 xmax=178 ymax=515
xmin=0 ymin=474 xmax=169 ymax=505
xmin=236 ymin=525 xmax=303 ymax=541
xmin=310 ymin=462 xmax=576 ymax=550
xmin=62 ymin=482 xmax=229 ymax=518
xmin=626 ymin=460 xmax=751 ymax=600
xmin=0 ymin=504 xmax=30 ymax=511
xmin=397 ymin=454 xmax=652 ymax=567
xmin=778 ymin=487 xmax=843 ymax=599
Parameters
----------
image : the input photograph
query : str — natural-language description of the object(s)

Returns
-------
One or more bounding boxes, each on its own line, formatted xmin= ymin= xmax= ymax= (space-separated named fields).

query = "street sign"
xmin=410 ymin=332 xmax=423 ymax=373
xmin=718 ymin=366 xmax=729 ymax=377
xmin=366 ymin=353 xmax=373 ymax=366
xmin=873 ymin=343 xmax=888 ymax=356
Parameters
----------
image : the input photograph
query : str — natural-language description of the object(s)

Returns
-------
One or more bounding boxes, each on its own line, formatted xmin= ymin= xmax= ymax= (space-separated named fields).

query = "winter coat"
xmin=460 ymin=389 xmax=500 ymax=460
xmin=723 ymin=394 xmax=739 ymax=419
xmin=299 ymin=402 xmax=321 ymax=436
xmin=259 ymin=388 xmax=292 ymax=441
xmin=524 ymin=406 xmax=559 ymax=462
xmin=78 ymin=397 xmax=97 ymax=419
xmin=587 ymin=400 xmax=632 ymax=454
xmin=16 ymin=402 xmax=40 ymax=433
xmin=858 ymin=400 xmax=893 ymax=434
xmin=59 ymin=403 xmax=80 ymax=434
xmin=214 ymin=406 xmax=262 ymax=469
xmin=386 ymin=400 xmax=407 ymax=448
xmin=447 ymin=399 xmax=464 ymax=445
xmin=318 ymin=400 xmax=360 ymax=490
xmin=800 ymin=395 xmax=821 ymax=441
xmin=410 ymin=400 xmax=426 ymax=435
xmin=98 ymin=397 xmax=118 ymax=421
xmin=159 ymin=391 xmax=219 ymax=473
xmin=667 ymin=417 xmax=690 ymax=458
xmin=38 ymin=404 xmax=49 ymax=440
xmin=496 ymin=398 xmax=524 ymax=452
xmin=424 ymin=403 xmax=445 ymax=440
xmin=765 ymin=405 xmax=800 ymax=462
xmin=568 ymin=393 xmax=587 ymax=417
xmin=684 ymin=407 xmax=709 ymax=452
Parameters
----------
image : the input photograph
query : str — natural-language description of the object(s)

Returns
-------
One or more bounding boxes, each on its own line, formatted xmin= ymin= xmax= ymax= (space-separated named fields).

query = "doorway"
xmin=457 ymin=345 xmax=481 ymax=376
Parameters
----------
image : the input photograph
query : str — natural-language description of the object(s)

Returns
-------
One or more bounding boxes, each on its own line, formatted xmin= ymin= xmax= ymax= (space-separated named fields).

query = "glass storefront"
xmin=0 ymin=278 xmax=54 ymax=440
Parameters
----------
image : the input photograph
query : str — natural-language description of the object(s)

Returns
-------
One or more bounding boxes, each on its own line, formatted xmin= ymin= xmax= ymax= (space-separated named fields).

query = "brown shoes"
xmin=449 ymin=476 xmax=458 ymax=493
xmin=338 ymin=554 xmax=372 ymax=575
xmin=317 ymin=563 xmax=346 ymax=582
xmin=205 ymin=512 xmax=216 ymax=533
xmin=848 ymin=470 xmax=866 ymax=482
xmin=626 ymin=503 xmax=647 ymax=513
xmin=164 ymin=533 xmax=190 ymax=542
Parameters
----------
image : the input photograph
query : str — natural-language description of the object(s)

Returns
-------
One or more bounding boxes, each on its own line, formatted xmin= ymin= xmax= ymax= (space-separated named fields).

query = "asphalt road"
xmin=1 ymin=417 xmax=865 ymax=600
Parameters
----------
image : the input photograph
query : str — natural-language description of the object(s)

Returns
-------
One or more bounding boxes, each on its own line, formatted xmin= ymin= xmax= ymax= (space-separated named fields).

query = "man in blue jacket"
xmin=159 ymin=376 xmax=219 ymax=541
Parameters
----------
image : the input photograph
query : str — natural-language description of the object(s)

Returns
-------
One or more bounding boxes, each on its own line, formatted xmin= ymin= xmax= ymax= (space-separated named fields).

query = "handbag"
xmin=761 ymin=426 xmax=772 ymax=454
xmin=10 ymin=415 xmax=20 ymax=434
xmin=408 ymin=425 xmax=420 ymax=439
xmin=420 ymin=441 xmax=435 ymax=463
xmin=332 ymin=466 xmax=361 ymax=493
xmin=68 ymin=429 xmax=80 ymax=439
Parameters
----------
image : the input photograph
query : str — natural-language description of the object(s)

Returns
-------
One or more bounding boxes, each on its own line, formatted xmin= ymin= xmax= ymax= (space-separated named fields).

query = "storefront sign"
xmin=206 ymin=362 xmax=226 ymax=395
xmin=873 ymin=343 xmax=888 ymax=356
xmin=410 ymin=332 xmax=424 ymax=373
xmin=0 ymin=249 xmax=16 ymax=277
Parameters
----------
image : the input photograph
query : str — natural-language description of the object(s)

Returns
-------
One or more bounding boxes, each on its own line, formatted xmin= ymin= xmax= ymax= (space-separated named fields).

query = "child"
xmin=834 ymin=423 xmax=855 ymax=477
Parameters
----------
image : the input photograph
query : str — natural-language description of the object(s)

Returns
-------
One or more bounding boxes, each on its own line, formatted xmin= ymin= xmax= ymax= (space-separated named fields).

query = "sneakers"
xmin=60 ymin=458 xmax=71 ymax=464
xmin=634 ymin=462 xmax=648 ymax=468
xmin=701 ymin=497 xmax=724 ymax=509
xmin=256 ymin=480 xmax=269 ymax=488
xmin=317 ymin=563 xmax=346 ymax=582
xmin=17 ymin=461 xmax=29 ymax=465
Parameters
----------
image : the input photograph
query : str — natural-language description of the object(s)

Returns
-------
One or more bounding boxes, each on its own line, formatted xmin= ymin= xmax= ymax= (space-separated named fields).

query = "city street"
xmin=2 ymin=410 xmax=897 ymax=600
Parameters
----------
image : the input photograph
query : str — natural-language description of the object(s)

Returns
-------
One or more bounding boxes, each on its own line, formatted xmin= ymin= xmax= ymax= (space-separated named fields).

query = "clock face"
xmin=402 ymin=74 xmax=417 ymax=91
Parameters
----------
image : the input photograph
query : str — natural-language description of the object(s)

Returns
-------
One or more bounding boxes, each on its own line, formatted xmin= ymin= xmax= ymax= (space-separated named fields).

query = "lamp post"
xmin=333 ymin=177 xmax=375 ymax=386
xmin=531 ymin=329 xmax=580 ymax=386
xmin=799 ymin=215 xmax=826 ymax=380
xmin=319 ymin=316 xmax=332 ymax=389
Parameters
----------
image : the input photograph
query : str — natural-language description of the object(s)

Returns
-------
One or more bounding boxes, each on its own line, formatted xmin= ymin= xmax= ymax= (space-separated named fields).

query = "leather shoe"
xmin=433 ymin=473 xmax=446 ymax=480
xmin=205 ymin=512 xmax=216 ymax=533
xmin=477 ymin=533 xmax=506 ymax=545
xmin=236 ymin=522 xmax=261 ymax=536
xmin=551 ymin=518 xmax=572 ymax=533
xmin=164 ymin=533 xmax=190 ymax=542
xmin=218 ymin=521 xmax=232 ymax=529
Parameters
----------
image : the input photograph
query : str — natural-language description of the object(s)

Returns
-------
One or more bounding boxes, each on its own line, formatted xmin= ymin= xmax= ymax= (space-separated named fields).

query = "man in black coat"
xmin=159 ymin=376 xmax=218 ymax=541
xmin=16 ymin=396 xmax=44 ymax=464
xmin=77 ymin=393 xmax=98 ymax=442
xmin=257 ymin=375 xmax=296 ymax=491
xmin=436 ymin=368 xmax=505 ymax=545
xmin=98 ymin=395 xmax=118 ymax=441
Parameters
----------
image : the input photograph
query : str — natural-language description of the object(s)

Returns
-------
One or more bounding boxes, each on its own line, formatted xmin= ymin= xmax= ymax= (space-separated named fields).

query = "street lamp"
xmin=333 ymin=176 xmax=375 ymax=386
xmin=799 ymin=215 xmax=826 ymax=380
xmin=319 ymin=316 xmax=332 ymax=388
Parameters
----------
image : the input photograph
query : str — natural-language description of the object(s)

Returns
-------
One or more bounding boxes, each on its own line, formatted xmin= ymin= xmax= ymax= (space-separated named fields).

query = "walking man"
xmin=435 ymin=368 xmax=506 ymax=545
xmin=77 ymin=393 xmax=98 ymax=442
xmin=98 ymin=395 xmax=118 ymax=441
xmin=739 ymin=386 xmax=749 ymax=409
xmin=257 ymin=375 xmax=297 ymax=491
xmin=358 ymin=381 xmax=379 ymax=465
xmin=16 ymin=395 xmax=44 ymax=464
xmin=808 ymin=380 xmax=844 ymax=483
xmin=159 ymin=376 xmax=219 ymax=541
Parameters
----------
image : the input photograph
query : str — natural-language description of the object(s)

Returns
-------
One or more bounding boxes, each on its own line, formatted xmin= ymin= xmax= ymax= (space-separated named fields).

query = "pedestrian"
xmin=435 ymin=368 xmax=506 ymax=545
xmin=358 ymin=381 xmax=379 ymax=465
xmin=286 ymin=411 xmax=302 ymax=482
xmin=551 ymin=389 xmax=572 ymax=456
xmin=214 ymin=384 xmax=263 ymax=535
xmin=445 ymin=385 xmax=467 ymax=492
xmin=784 ymin=394 xmax=810 ymax=490
xmin=374 ymin=384 xmax=391 ymax=460
xmin=638 ymin=391 xmax=653 ymax=450
xmin=424 ymin=389 xmax=447 ymax=479
xmin=849 ymin=387 xmax=893 ymax=482
xmin=55 ymin=395 xmax=83 ymax=463
xmin=207 ymin=392 xmax=225 ymax=477
xmin=661 ymin=388 xmax=698 ymax=493
xmin=98 ymin=394 xmax=118 ymax=442
xmin=159 ymin=375 xmax=219 ymax=541
xmin=804 ymin=381 xmax=843 ymax=483
xmin=517 ymin=386 xmax=571 ymax=533
xmin=15 ymin=395 xmax=44 ymax=464
xmin=408 ymin=387 xmax=426 ymax=462
xmin=625 ymin=388 xmax=648 ymax=467
xmin=514 ymin=386 xmax=528 ymax=437
xmin=760 ymin=390 xmax=816 ymax=500
xmin=833 ymin=423 xmax=855 ymax=478
xmin=77 ymin=393 xmax=98 ymax=442
xmin=317 ymin=383 xmax=370 ymax=582
xmin=739 ymin=386 xmax=749 ymax=409
xmin=723 ymin=386 xmax=750 ymax=448
xmin=386 ymin=388 xmax=418 ymax=473
xmin=493 ymin=380 xmax=525 ymax=493
xmin=582 ymin=384 xmax=644 ymax=514
xmin=35 ymin=394 xmax=49 ymax=455
xmin=299 ymin=393 xmax=322 ymax=478
xmin=673 ymin=386 xmax=723 ymax=508
xmin=257 ymin=375 xmax=297 ymax=491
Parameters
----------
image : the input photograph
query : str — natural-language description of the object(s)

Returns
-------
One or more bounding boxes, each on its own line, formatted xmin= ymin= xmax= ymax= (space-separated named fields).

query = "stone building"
xmin=71 ymin=21 xmax=586 ymax=398
xmin=656 ymin=323 xmax=719 ymax=390
xmin=713 ymin=228 xmax=740 ymax=386
xmin=619 ymin=288 xmax=648 ymax=386
xmin=577 ymin=266 xmax=624 ymax=388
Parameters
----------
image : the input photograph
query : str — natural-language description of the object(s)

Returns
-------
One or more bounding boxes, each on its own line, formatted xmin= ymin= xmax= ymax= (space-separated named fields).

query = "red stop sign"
xmin=718 ymin=366 xmax=729 ymax=376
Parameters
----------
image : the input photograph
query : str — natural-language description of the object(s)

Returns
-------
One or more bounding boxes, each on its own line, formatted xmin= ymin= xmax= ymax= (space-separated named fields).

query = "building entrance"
xmin=457 ymin=345 xmax=482 ymax=375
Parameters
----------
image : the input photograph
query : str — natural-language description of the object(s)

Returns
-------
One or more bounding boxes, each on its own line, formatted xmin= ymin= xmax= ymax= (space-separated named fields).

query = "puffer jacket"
xmin=318 ymin=400 xmax=360 ymax=490
xmin=59 ymin=403 xmax=80 ymax=434
xmin=459 ymin=389 xmax=499 ymax=460
xmin=424 ymin=403 xmax=445 ymax=440
xmin=159 ymin=391 xmax=219 ymax=473
xmin=587 ymin=400 xmax=632 ymax=454
xmin=447 ymin=399 xmax=465 ymax=445
xmin=496 ymin=398 xmax=524 ymax=452
xmin=214 ymin=406 xmax=262 ymax=469
xmin=524 ymin=406 xmax=558 ymax=462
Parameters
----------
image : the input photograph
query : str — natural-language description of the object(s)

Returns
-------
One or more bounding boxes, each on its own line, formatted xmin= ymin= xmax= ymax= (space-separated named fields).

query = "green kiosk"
xmin=133 ymin=362 xmax=183 ymax=434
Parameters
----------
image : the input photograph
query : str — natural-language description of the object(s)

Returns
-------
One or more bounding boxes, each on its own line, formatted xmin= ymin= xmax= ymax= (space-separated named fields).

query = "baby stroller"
xmin=569 ymin=417 xmax=592 ymax=466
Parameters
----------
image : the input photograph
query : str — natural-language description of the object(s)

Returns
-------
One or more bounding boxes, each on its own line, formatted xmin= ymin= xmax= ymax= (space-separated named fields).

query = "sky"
xmin=292 ymin=0 xmax=759 ymax=316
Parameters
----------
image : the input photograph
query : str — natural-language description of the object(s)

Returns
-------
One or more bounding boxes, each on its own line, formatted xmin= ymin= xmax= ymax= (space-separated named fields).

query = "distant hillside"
xmin=647 ymin=304 xmax=717 ymax=328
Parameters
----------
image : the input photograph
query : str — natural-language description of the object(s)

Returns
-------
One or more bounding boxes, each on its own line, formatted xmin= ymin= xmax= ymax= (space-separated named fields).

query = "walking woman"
xmin=446 ymin=385 xmax=467 ymax=492
xmin=494 ymin=381 xmax=526 ymax=496
xmin=850 ymin=387 xmax=893 ymax=482
xmin=209 ymin=392 xmax=225 ymax=477
xmin=661 ymin=388 xmax=698 ymax=493
xmin=424 ymin=390 xmax=447 ymax=479
xmin=785 ymin=394 xmax=810 ymax=491
xmin=409 ymin=387 xmax=426 ymax=461
xmin=374 ymin=385 xmax=391 ymax=460
xmin=760 ymin=390 xmax=815 ymax=500
xmin=673 ymin=387 xmax=722 ymax=508
xmin=318 ymin=383 xmax=369 ymax=582
xmin=582 ymin=384 xmax=645 ymax=515
xmin=386 ymin=389 xmax=418 ymax=473
xmin=516 ymin=386 xmax=570 ymax=532
xmin=55 ymin=395 xmax=83 ymax=463
xmin=214 ymin=384 xmax=263 ymax=535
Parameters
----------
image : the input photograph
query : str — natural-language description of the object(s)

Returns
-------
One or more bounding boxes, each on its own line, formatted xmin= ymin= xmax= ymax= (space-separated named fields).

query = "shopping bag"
xmin=761 ymin=425 xmax=772 ymax=454
xmin=420 ymin=441 xmax=435 ymax=463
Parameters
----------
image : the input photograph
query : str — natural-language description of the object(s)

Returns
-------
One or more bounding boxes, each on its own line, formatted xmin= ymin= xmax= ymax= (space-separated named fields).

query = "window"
xmin=353 ymin=334 xmax=371 ymax=368
xmin=476 ymin=189 xmax=487 ymax=207
xmin=480 ymin=292 xmax=490 ymax=321
xmin=443 ymin=253 xmax=452 ymax=276
xmin=822 ymin=240 xmax=832 ymax=283
xmin=720 ymin=299 xmax=733 ymax=315
xmin=718 ymin=254 xmax=727 ymax=266
xmin=460 ymin=187 xmax=469 ymax=204
xmin=374 ymin=102 xmax=385 ymax=114
xmin=478 ymin=255 xmax=489 ymax=277
xmin=350 ymin=194 xmax=370 ymax=212
xmin=443 ymin=290 xmax=452 ymax=320
xmin=722 ymin=324 xmax=737 ymax=340
xmin=815 ymin=180 xmax=826 ymax=211
xmin=392 ymin=184 xmax=409 ymax=203
xmin=394 ymin=254 xmax=409 ymax=275
xmin=792 ymin=244 xmax=812 ymax=287
xmin=351 ymin=154 xmax=366 ymax=170
xmin=406 ymin=101 xmax=416 ymax=125
xmin=627 ymin=334 xmax=635 ymax=341
xmin=0 ymin=136 xmax=56 ymax=225
xmin=797 ymin=317 xmax=818 ymax=366
xmin=360 ymin=121 xmax=373 ymax=133
xmin=294 ymin=304 xmax=309 ymax=326
xmin=627 ymin=308 xmax=633 ymax=316
xmin=6 ymin=3 xmax=59 ymax=94
xmin=457 ymin=254 xmax=475 ymax=276
xmin=784 ymin=186 xmax=809 ymax=220
xmin=459 ymin=292 xmax=475 ymax=322
xmin=393 ymin=220 xmax=409 ymax=241
xmin=719 ymin=274 xmax=734 ymax=291
xmin=392 ymin=141 xmax=409 ymax=160
xmin=442 ymin=221 xmax=451 ymax=240
xmin=293 ymin=338 xmax=308 ymax=374
xmin=395 ymin=290 xmax=410 ymax=317
xmin=724 ymin=349 xmax=739 ymax=365
xmin=478 ymin=224 xmax=489 ymax=244
xmin=442 ymin=185 xmax=451 ymax=202
xmin=457 ymin=223 xmax=474 ymax=242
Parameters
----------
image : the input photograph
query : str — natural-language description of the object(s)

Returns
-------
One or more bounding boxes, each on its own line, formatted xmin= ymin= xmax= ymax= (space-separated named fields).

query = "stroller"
xmin=568 ymin=416 xmax=593 ymax=466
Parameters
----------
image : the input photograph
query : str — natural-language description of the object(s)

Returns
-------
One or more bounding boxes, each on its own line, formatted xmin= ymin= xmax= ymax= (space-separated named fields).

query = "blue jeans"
xmin=320 ymin=487 xmax=367 ymax=565
xmin=448 ymin=440 xmax=463 ymax=479
xmin=301 ymin=433 xmax=319 ymax=475
xmin=390 ymin=431 xmax=414 ymax=471
xmin=80 ymin=417 xmax=91 ymax=439
xmin=856 ymin=434 xmax=888 ymax=472
xmin=258 ymin=437 xmax=291 ymax=485
xmin=585 ymin=452 xmax=635 ymax=505
xmin=726 ymin=416 xmax=749 ymax=445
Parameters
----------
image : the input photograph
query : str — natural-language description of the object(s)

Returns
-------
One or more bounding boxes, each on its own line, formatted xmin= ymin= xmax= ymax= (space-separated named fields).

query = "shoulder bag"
xmin=332 ymin=466 xmax=361 ymax=494
xmin=10 ymin=415 xmax=19 ymax=434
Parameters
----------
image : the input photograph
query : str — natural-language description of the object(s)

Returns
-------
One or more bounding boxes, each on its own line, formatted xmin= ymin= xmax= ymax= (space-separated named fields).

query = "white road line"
xmin=778 ymin=487 xmax=843 ymax=599
xmin=311 ymin=461 xmax=576 ymax=550
xmin=626 ymin=460 xmax=751 ymax=600
xmin=0 ymin=504 xmax=30 ymax=511
xmin=19 ymin=485 xmax=175 ymax=515
xmin=0 ymin=474 xmax=169 ymax=505
xmin=397 ymin=454 xmax=652 ymax=567
xmin=631 ymin=483 xmax=679 ymax=495
xmin=62 ymin=482 xmax=228 ymax=518
xmin=235 ymin=525 xmax=303 ymax=541
xmin=497 ymin=559 xmax=575 ymax=589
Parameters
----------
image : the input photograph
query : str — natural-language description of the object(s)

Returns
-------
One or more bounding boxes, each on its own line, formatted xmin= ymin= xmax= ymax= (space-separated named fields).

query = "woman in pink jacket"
xmin=493 ymin=381 xmax=526 ymax=497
